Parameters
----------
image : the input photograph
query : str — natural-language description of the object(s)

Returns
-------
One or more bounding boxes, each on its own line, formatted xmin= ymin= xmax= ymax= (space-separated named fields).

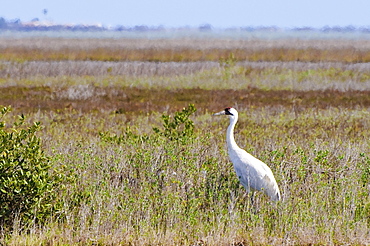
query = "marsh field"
xmin=0 ymin=36 xmax=370 ymax=245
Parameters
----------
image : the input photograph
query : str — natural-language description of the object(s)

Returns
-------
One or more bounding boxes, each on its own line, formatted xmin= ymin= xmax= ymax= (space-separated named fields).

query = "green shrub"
xmin=0 ymin=106 xmax=59 ymax=229
xmin=153 ymin=104 xmax=196 ymax=144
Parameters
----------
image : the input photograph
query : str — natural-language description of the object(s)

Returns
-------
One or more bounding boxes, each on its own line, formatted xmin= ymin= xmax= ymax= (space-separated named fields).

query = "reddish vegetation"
xmin=1 ymin=86 xmax=368 ymax=114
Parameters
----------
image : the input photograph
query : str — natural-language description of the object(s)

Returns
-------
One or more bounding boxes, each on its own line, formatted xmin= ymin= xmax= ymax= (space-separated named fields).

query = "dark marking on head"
xmin=225 ymin=107 xmax=233 ymax=115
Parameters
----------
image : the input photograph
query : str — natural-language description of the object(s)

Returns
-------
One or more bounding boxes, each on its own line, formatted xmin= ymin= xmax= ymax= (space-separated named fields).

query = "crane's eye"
xmin=225 ymin=108 xmax=233 ymax=115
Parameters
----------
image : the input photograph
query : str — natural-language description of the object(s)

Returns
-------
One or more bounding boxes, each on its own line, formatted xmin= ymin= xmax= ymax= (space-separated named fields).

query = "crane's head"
xmin=213 ymin=107 xmax=238 ymax=118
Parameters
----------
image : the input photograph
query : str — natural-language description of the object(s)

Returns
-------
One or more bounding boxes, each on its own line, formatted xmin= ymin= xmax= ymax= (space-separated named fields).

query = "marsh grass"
xmin=0 ymin=105 xmax=369 ymax=245
xmin=0 ymin=37 xmax=370 ymax=245
xmin=2 ymin=38 xmax=370 ymax=62
xmin=1 ymin=60 xmax=370 ymax=92
xmin=1 ymin=59 xmax=370 ymax=115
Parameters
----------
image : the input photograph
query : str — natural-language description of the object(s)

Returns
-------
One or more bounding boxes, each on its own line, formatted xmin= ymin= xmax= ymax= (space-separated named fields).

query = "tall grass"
xmin=1 ymin=60 xmax=370 ymax=91
xmin=0 ymin=37 xmax=369 ymax=245
xmin=1 ymin=105 xmax=369 ymax=245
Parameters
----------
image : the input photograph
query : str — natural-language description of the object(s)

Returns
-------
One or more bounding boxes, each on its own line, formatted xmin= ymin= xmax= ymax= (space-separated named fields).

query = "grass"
xmin=0 ymin=85 xmax=369 ymax=114
xmin=2 ymin=37 xmax=370 ymax=62
xmin=0 ymin=37 xmax=369 ymax=245
xmin=1 ymin=106 xmax=369 ymax=245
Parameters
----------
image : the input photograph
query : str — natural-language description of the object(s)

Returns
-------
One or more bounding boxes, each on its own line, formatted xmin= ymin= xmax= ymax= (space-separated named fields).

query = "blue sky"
xmin=1 ymin=0 xmax=370 ymax=28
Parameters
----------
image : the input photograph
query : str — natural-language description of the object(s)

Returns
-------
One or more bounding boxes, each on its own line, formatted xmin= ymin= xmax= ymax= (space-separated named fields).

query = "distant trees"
xmin=0 ymin=16 xmax=370 ymax=33
xmin=0 ymin=17 xmax=6 ymax=28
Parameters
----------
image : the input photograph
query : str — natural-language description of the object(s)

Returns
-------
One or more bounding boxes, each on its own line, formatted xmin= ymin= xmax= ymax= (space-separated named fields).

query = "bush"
xmin=153 ymin=104 xmax=196 ymax=144
xmin=0 ymin=106 xmax=59 ymax=229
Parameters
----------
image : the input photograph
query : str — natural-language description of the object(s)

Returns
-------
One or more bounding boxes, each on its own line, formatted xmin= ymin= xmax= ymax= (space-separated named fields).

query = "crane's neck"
xmin=226 ymin=116 xmax=240 ymax=151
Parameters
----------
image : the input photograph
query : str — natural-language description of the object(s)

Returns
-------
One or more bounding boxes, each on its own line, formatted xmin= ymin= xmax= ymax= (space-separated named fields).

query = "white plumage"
xmin=214 ymin=107 xmax=281 ymax=201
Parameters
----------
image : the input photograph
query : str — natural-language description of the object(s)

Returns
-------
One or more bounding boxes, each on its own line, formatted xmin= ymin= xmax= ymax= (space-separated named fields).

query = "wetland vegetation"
xmin=0 ymin=36 xmax=369 ymax=245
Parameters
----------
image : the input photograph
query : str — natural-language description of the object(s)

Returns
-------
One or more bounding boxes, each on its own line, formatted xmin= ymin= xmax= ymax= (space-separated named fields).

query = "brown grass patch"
xmin=1 ymin=86 xmax=369 ymax=114
xmin=2 ymin=38 xmax=370 ymax=62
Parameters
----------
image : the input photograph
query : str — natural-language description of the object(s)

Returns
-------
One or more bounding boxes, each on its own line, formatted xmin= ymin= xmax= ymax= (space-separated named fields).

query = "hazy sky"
xmin=1 ymin=0 xmax=370 ymax=28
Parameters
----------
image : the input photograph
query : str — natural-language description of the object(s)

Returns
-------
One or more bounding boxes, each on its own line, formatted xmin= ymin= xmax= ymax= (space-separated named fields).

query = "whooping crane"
xmin=214 ymin=107 xmax=281 ymax=201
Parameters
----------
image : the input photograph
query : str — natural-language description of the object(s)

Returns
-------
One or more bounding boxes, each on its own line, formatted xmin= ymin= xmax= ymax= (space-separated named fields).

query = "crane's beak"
xmin=213 ymin=110 xmax=226 ymax=116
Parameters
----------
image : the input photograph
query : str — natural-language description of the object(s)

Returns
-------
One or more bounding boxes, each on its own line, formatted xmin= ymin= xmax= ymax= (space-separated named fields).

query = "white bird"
xmin=214 ymin=107 xmax=281 ymax=201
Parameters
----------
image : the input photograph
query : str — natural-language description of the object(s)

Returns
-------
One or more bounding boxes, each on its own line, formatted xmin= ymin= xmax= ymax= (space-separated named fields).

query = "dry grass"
xmin=0 ymin=60 xmax=219 ymax=78
xmin=2 ymin=37 xmax=370 ymax=51
xmin=2 ymin=37 xmax=370 ymax=62
xmin=1 ymin=59 xmax=370 ymax=77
